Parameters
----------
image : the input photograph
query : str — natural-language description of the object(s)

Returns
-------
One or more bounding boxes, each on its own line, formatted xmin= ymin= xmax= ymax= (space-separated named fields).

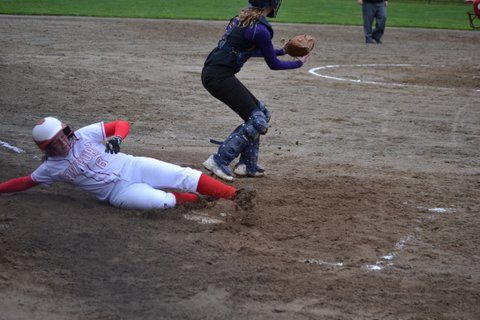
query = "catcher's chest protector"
xmin=221 ymin=16 xmax=273 ymax=51
xmin=205 ymin=16 xmax=273 ymax=72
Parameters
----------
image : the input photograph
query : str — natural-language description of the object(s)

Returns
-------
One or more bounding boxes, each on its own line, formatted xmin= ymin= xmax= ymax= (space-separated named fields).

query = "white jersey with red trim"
xmin=31 ymin=122 xmax=134 ymax=201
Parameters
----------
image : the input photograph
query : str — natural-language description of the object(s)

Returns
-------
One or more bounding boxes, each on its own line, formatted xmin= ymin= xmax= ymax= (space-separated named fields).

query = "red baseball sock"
xmin=172 ymin=192 xmax=200 ymax=204
xmin=196 ymin=174 xmax=237 ymax=199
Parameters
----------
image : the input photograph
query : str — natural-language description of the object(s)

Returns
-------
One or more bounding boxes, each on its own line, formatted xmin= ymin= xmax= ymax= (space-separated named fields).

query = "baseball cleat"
xmin=202 ymin=155 xmax=234 ymax=182
xmin=233 ymin=163 xmax=265 ymax=177
xmin=234 ymin=186 xmax=256 ymax=210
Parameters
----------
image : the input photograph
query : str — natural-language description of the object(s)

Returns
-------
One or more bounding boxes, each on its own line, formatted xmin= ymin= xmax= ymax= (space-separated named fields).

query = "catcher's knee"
xmin=258 ymin=100 xmax=271 ymax=123
xmin=244 ymin=110 xmax=268 ymax=139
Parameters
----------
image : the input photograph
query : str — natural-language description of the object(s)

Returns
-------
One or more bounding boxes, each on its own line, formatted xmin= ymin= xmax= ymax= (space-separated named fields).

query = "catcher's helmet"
xmin=248 ymin=0 xmax=282 ymax=18
xmin=32 ymin=116 xmax=73 ymax=151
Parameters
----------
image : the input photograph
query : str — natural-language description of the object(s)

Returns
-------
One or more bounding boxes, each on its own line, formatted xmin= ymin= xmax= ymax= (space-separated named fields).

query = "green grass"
xmin=0 ymin=0 xmax=476 ymax=30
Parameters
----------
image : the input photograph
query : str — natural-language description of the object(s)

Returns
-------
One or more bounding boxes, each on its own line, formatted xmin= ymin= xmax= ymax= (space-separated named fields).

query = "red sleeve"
xmin=0 ymin=175 xmax=38 ymax=193
xmin=104 ymin=120 xmax=130 ymax=140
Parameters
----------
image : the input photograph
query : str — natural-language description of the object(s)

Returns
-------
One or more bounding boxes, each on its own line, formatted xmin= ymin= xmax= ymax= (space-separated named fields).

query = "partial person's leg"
xmin=171 ymin=192 xmax=201 ymax=204
xmin=197 ymin=174 xmax=256 ymax=210
xmin=362 ymin=2 xmax=375 ymax=43
xmin=209 ymin=108 xmax=268 ymax=180
xmin=110 ymin=174 xmax=255 ymax=210
xmin=202 ymin=73 xmax=268 ymax=181
xmin=372 ymin=3 xmax=387 ymax=43
xmin=129 ymin=156 xmax=202 ymax=192
xmin=110 ymin=182 xmax=177 ymax=210
xmin=234 ymin=138 xmax=263 ymax=177
xmin=202 ymin=71 xmax=257 ymax=121
xmin=235 ymin=100 xmax=271 ymax=177
xmin=196 ymin=173 xmax=236 ymax=199
xmin=128 ymin=156 xmax=244 ymax=200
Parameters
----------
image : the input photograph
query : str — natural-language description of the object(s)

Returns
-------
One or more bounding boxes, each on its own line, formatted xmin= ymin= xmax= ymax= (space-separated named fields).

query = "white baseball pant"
xmin=108 ymin=156 xmax=202 ymax=210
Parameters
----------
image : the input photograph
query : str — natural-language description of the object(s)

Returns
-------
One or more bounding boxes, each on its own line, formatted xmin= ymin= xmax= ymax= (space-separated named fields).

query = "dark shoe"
xmin=234 ymin=186 xmax=256 ymax=210
xmin=374 ymin=38 xmax=382 ymax=44
xmin=366 ymin=39 xmax=376 ymax=44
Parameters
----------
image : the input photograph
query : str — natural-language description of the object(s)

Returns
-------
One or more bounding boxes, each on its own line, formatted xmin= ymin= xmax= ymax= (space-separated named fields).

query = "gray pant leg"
xmin=362 ymin=2 xmax=375 ymax=42
xmin=372 ymin=3 xmax=387 ymax=42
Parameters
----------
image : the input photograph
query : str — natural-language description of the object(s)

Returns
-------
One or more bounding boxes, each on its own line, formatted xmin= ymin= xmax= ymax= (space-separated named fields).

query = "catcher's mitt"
xmin=283 ymin=34 xmax=315 ymax=57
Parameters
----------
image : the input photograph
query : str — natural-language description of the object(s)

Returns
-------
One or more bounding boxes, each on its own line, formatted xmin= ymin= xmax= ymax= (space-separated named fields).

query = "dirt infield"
xmin=0 ymin=15 xmax=479 ymax=319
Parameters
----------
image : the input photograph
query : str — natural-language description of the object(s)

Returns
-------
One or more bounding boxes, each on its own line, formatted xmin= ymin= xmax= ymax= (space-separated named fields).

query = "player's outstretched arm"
xmin=0 ymin=175 xmax=39 ymax=193
xmin=247 ymin=24 xmax=303 ymax=70
xmin=250 ymin=47 xmax=285 ymax=57
xmin=104 ymin=120 xmax=130 ymax=154
xmin=104 ymin=120 xmax=130 ymax=140
xmin=275 ymin=47 xmax=285 ymax=56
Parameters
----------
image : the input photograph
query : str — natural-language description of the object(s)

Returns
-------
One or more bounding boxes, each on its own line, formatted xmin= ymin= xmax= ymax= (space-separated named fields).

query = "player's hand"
xmin=357 ymin=0 xmax=363 ymax=5
xmin=105 ymin=136 xmax=122 ymax=154
xmin=298 ymin=53 xmax=311 ymax=64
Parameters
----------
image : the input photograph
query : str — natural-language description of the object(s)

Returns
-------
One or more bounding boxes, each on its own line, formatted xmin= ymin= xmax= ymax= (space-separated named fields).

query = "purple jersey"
xmin=204 ymin=16 xmax=302 ymax=73
xmin=243 ymin=23 xmax=302 ymax=70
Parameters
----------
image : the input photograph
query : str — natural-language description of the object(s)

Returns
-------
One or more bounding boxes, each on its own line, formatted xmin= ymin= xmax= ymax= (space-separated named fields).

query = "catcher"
xmin=0 ymin=117 xmax=255 ymax=210
xmin=201 ymin=0 xmax=314 ymax=181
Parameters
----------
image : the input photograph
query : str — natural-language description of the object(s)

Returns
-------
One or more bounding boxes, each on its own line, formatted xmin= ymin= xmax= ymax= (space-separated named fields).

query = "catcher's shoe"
xmin=203 ymin=155 xmax=234 ymax=182
xmin=233 ymin=163 xmax=265 ymax=177
xmin=234 ymin=186 xmax=256 ymax=210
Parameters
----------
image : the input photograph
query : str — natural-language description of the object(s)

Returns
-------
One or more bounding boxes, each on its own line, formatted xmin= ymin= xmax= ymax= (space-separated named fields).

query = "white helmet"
xmin=32 ymin=117 xmax=72 ymax=151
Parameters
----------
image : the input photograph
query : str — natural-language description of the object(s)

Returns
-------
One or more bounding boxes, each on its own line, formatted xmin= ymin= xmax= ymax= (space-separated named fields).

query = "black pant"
xmin=201 ymin=66 xmax=259 ymax=122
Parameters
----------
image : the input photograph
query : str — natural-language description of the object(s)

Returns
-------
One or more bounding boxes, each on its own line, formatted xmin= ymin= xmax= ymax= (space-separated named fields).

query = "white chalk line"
xmin=183 ymin=213 xmax=224 ymax=225
xmin=309 ymin=64 xmax=480 ymax=92
xmin=0 ymin=140 xmax=26 ymax=153
xmin=302 ymin=259 xmax=344 ymax=267
xmin=0 ymin=140 xmax=41 ymax=160
xmin=363 ymin=234 xmax=414 ymax=271
xmin=303 ymin=206 xmax=456 ymax=272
